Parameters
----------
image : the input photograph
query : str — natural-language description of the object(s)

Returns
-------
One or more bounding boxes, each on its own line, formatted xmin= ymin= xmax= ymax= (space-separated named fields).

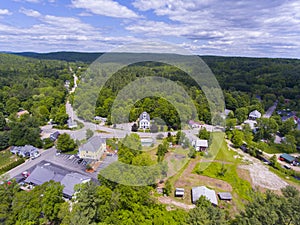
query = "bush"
xmin=43 ymin=138 xmax=54 ymax=149
xmin=0 ymin=158 xmax=25 ymax=174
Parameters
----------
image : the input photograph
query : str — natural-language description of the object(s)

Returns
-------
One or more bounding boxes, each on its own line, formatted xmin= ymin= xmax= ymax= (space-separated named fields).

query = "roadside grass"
xmin=95 ymin=129 xmax=110 ymax=134
xmin=63 ymin=149 xmax=78 ymax=155
xmin=0 ymin=149 xmax=19 ymax=169
xmin=193 ymin=162 xmax=252 ymax=202
xmin=205 ymin=132 xmax=237 ymax=163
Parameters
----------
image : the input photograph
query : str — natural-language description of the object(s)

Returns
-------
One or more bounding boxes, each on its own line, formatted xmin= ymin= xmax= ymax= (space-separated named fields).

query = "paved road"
xmin=6 ymin=147 xmax=56 ymax=179
xmin=263 ymin=101 xmax=277 ymax=118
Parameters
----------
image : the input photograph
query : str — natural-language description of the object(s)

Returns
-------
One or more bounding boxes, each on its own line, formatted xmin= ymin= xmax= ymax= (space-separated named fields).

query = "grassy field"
xmin=164 ymin=132 xmax=252 ymax=214
xmin=193 ymin=162 xmax=252 ymax=201
xmin=0 ymin=149 xmax=20 ymax=169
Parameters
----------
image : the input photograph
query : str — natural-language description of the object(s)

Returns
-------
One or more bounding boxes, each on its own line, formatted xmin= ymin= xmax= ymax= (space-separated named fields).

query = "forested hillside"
xmin=0 ymin=53 xmax=72 ymax=148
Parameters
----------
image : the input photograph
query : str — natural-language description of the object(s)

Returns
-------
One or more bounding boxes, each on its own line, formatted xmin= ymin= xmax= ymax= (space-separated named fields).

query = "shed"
xmin=192 ymin=139 xmax=208 ymax=151
xmin=191 ymin=186 xmax=218 ymax=206
xmin=280 ymin=153 xmax=296 ymax=163
xmin=218 ymin=192 xmax=232 ymax=201
xmin=175 ymin=188 xmax=185 ymax=197
xmin=249 ymin=110 xmax=261 ymax=120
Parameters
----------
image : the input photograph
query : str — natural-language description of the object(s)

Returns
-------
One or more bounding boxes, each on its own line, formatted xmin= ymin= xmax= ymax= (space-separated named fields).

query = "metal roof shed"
xmin=175 ymin=188 xmax=185 ymax=197
xmin=280 ymin=153 xmax=296 ymax=163
xmin=191 ymin=186 xmax=218 ymax=206
xmin=218 ymin=192 xmax=233 ymax=201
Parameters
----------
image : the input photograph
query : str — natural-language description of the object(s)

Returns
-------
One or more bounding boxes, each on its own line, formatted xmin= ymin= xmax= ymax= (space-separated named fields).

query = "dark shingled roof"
xmin=218 ymin=192 xmax=232 ymax=200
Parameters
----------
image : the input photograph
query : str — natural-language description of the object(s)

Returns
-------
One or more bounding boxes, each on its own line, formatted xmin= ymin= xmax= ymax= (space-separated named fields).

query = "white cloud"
xmin=71 ymin=0 xmax=140 ymax=19
xmin=0 ymin=9 xmax=12 ymax=15
xmin=19 ymin=8 xmax=41 ymax=17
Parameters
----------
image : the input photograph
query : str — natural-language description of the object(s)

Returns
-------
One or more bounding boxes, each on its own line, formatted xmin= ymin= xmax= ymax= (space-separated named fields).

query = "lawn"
xmin=193 ymin=162 xmax=252 ymax=201
xmin=0 ymin=149 xmax=19 ymax=169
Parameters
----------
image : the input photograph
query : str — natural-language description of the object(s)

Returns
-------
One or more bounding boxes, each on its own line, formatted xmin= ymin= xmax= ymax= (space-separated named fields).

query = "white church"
xmin=139 ymin=111 xmax=151 ymax=129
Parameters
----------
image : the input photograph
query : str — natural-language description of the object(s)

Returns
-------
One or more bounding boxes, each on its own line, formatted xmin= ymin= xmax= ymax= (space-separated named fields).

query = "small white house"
xmin=249 ymin=110 xmax=261 ymax=120
xmin=139 ymin=112 xmax=151 ymax=129
xmin=192 ymin=139 xmax=208 ymax=151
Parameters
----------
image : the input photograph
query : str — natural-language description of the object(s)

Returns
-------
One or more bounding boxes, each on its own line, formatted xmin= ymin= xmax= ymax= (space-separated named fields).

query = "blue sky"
xmin=0 ymin=0 xmax=299 ymax=58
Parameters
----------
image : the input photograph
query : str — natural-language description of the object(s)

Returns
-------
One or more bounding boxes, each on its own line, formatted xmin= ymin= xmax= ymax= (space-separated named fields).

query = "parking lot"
xmin=53 ymin=153 xmax=94 ymax=171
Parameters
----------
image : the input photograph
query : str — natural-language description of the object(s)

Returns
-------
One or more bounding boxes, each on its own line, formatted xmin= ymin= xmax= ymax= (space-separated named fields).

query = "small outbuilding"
xmin=249 ymin=110 xmax=261 ymax=120
xmin=175 ymin=188 xmax=185 ymax=197
xmin=192 ymin=139 xmax=208 ymax=151
xmin=191 ymin=186 xmax=218 ymax=206
xmin=218 ymin=192 xmax=232 ymax=201
xmin=279 ymin=153 xmax=296 ymax=164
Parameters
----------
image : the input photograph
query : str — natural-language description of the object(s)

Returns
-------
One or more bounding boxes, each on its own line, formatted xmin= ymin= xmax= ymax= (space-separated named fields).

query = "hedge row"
xmin=0 ymin=158 xmax=25 ymax=174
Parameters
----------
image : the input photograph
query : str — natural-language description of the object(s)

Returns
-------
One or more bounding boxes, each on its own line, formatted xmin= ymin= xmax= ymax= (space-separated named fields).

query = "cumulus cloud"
xmin=19 ymin=8 xmax=41 ymax=17
xmin=71 ymin=0 xmax=140 ymax=19
xmin=0 ymin=9 xmax=12 ymax=15
xmin=130 ymin=0 xmax=300 ymax=57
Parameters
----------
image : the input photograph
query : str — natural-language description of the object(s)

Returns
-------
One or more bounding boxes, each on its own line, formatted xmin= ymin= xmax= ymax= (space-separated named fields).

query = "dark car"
xmin=77 ymin=159 xmax=83 ymax=164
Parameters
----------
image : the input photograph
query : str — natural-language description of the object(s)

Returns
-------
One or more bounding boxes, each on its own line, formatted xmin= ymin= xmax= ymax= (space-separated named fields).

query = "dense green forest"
xmin=1 ymin=176 xmax=299 ymax=225
xmin=0 ymin=53 xmax=72 ymax=149
xmin=0 ymin=52 xmax=299 ymax=224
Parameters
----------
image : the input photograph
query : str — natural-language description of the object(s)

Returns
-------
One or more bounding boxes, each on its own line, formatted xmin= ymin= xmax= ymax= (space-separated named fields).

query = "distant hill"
xmin=12 ymin=51 xmax=103 ymax=63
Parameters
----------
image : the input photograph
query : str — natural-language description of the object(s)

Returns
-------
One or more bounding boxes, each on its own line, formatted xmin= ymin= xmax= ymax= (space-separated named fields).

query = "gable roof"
xmin=218 ymin=192 xmax=232 ymax=200
xmin=60 ymin=173 xmax=90 ymax=197
xmin=79 ymin=136 xmax=106 ymax=153
xmin=139 ymin=111 xmax=150 ymax=121
xmin=249 ymin=110 xmax=261 ymax=118
xmin=191 ymin=186 xmax=218 ymax=205
xmin=193 ymin=139 xmax=208 ymax=148
xmin=25 ymin=166 xmax=59 ymax=185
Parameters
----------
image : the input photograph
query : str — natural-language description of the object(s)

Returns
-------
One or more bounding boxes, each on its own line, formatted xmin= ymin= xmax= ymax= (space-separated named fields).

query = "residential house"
xmin=94 ymin=116 xmax=107 ymax=123
xmin=249 ymin=110 xmax=261 ymax=120
xmin=192 ymin=139 xmax=208 ymax=151
xmin=191 ymin=186 xmax=218 ymax=206
xmin=10 ymin=145 xmax=39 ymax=158
xmin=139 ymin=112 xmax=151 ymax=129
xmin=78 ymin=136 xmax=106 ymax=160
xmin=16 ymin=110 xmax=29 ymax=118
xmin=188 ymin=120 xmax=202 ymax=129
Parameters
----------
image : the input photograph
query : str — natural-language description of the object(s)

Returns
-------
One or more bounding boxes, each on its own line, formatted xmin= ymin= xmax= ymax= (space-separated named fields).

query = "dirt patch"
xmin=158 ymin=196 xmax=195 ymax=211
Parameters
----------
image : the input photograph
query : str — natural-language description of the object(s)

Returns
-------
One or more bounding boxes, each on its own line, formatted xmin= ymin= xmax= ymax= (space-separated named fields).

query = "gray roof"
xmin=218 ymin=192 xmax=232 ymax=200
xmin=139 ymin=111 xmax=150 ymax=121
xmin=79 ymin=136 xmax=106 ymax=153
xmin=193 ymin=139 xmax=208 ymax=148
xmin=25 ymin=166 xmax=58 ymax=185
xmin=60 ymin=173 xmax=90 ymax=197
xmin=11 ymin=145 xmax=38 ymax=155
xmin=191 ymin=186 xmax=218 ymax=205
xmin=175 ymin=188 xmax=185 ymax=196
xmin=24 ymin=164 xmax=91 ymax=198
xmin=249 ymin=110 xmax=261 ymax=118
